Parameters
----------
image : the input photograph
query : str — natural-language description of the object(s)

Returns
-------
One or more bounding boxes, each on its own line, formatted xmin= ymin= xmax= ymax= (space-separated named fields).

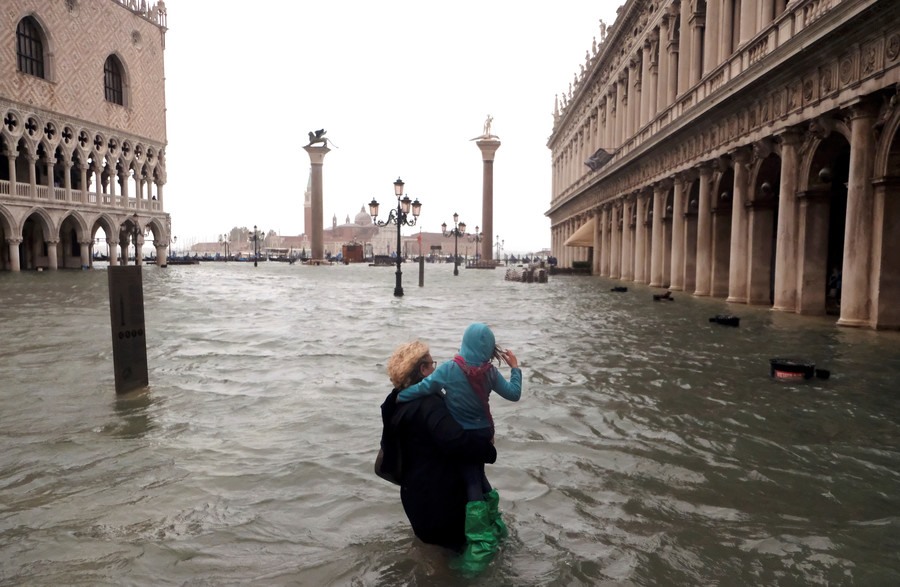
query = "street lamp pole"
xmin=369 ymin=177 xmax=422 ymax=297
xmin=441 ymin=213 xmax=466 ymax=276
xmin=466 ymin=226 xmax=483 ymax=266
xmin=495 ymin=235 xmax=504 ymax=264
xmin=251 ymin=225 xmax=260 ymax=267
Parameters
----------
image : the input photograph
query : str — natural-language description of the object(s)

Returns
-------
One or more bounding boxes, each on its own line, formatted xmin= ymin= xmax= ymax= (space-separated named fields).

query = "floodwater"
xmin=1 ymin=262 xmax=899 ymax=586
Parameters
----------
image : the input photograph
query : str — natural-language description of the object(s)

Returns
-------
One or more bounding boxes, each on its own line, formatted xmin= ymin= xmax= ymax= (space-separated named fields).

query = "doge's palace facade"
xmin=0 ymin=0 xmax=169 ymax=271
xmin=548 ymin=0 xmax=900 ymax=329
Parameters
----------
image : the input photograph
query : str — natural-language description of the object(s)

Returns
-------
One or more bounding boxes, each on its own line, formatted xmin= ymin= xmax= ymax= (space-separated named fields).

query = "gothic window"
xmin=104 ymin=55 xmax=124 ymax=105
xmin=16 ymin=17 xmax=45 ymax=78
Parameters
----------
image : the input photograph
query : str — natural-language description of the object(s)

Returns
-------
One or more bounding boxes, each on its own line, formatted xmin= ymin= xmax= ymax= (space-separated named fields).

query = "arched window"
xmin=104 ymin=55 xmax=124 ymax=105
xmin=16 ymin=17 xmax=45 ymax=78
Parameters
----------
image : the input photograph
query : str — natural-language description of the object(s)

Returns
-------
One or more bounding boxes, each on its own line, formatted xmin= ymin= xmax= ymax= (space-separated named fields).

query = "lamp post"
xmin=495 ymin=235 xmax=504 ymax=264
xmin=369 ymin=177 xmax=422 ymax=297
xmin=466 ymin=226 xmax=483 ymax=266
xmin=219 ymin=233 xmax=230 ymax=261
xmin=441 ymin=213 xmax=466 ymax=276
xmin=250 ymin=225 xmax=261 ymax=267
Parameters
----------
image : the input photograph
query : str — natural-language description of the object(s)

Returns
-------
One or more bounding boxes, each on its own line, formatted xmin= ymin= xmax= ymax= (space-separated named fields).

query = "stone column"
xmin=721 ymin=0 xmax=735 ymax=58
xmin=640 ymin=42 xmax=652 ymax=128
xmin=625 ymin=64 xmax=636 ymax=140
xmin=704 ymin=0 xmax=721 ymax=75
xmin=610 ymin=207 xmax=621 ymax=279
xmin=616 ymin=78 xmax=626 ymax=146
xmin=156 ymin=181 xmax=164 ymax=209
xmin=155 ymin=244 xmax=166 ymax=267
xmin=739 ymin=0 xmax=758 ymax=45
xmin=727 ymin=148 xmax=751 ymax=303
xmin=78 ymin=163 xmax=88 ymax=204
xmin=678 ymin=0 xmax=693 ymax=95
xmin=796 ymin=189 xmax=830 ymax=315
xmin=63 ymin=158 xmax=73 ymax=202
xmin=684 ymin=192 xmax=699 ymax=293
xmin=303 ymin=144 xmax=331 ymax=262
xmin=747 ymin=193 xmax=776 ymax=305
xmin=4 ymin=149 xmax=16 ymax=192
xmin=475 ymin=138 xmax=501 ymax=262
xmin=592 ymin=211 xmax=602 ymax=275
xmin=670 ymin=176 xmax=686 ymax=290
xmin=694 ymin=164 xmax=713 ymax=296
xmin=648 ymin=34 xmax=659 ymax=120
xmin=871 ymin=177 xmax=900 ymax=329
xmin=773 ymin=129 xmax=802 ymax=311
xmin=622 ymin=199 xmax=634 ymax=281
xmin=7 ymin=238 xmax=21 ymax=272
xmin=108 ymin=238 xmax=119 ymax=266
xmin=650 ymin=182 xmax=668 ymax=287
xmin=600 ymin=207 xmax=610 ymax=276
xmin=26 ymin=153 xmax=37 ymax=196
xmin=134 ymin=234 xmax=144 ymax=266
xmin=634 ymin=195 xmax=648 ymax=283
xmin=657 ymin=16 xmax=671 ymax=112
xmin=838 ymin=101 xmax=878 ymax=327
xmin=80 ymin=241 xmax=90 ymax=269
xmin=46 ymin=240 xmax=59 ymax=270
xmin=690 ymin=14 xmax=705 ymax=87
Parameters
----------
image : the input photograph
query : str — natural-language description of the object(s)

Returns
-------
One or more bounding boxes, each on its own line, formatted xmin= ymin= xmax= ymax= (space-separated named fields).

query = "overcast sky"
xmin=162 ymin=1 xmax=622 ymax=254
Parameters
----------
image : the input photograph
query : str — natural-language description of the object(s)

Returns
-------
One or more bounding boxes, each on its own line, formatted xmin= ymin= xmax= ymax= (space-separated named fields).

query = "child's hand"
xmin=499 ymin=349 xmax=518 ymax=369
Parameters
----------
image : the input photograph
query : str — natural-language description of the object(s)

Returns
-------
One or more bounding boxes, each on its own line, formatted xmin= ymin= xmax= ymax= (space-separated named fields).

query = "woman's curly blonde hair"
xmin=387 ymin=340 xmax=431 ymax=389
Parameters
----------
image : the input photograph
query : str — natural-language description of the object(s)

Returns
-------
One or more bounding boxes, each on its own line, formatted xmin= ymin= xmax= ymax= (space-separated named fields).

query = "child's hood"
xmin=458 ymin=322 xmax=496 ymax=364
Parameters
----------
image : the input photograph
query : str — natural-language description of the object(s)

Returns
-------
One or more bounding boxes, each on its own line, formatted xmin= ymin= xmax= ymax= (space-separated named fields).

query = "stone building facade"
xmin=548 ymin=0 xmax=900 ymax=329
xmin=0 ymin=0 xmax=169 ymax=270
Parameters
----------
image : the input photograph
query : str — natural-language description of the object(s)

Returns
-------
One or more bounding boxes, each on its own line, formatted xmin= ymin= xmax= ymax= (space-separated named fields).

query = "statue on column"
xmin=483 ymin=115 xmax=494 ymax=138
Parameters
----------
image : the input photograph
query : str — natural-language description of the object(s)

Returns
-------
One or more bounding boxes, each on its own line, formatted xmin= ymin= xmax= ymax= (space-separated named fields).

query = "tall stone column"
xmin=796 ymin=189 xmax=830 ymax=315
xmin=475 ymin=137 xmax=501 ymax=262
xmin=600 ymin=207 xmax=610 ymax=276
xmin=670 ymin=175 xmax=686 ymax=290
xmin=650 ymin=182 xmax=668 ymax=287
xmin=640 ymin=42 xmax=652 ymax=127
xmin=704 ymin=0 xmax=721 ymax=75
xmin=46 ymin=240 xmax=59 ymax=270
xmin=616 ymin=76 xmax=627 ymax=145
xmin=26 ymin=153 xmax=37 ymax=196
xmin=871 ymin=177 xmax=900 ymax=328
xmin=622 ymin=198 xmax=635 ymax=281
xmin=7 ymin=238 xmax=21 ymax=272
xmin=678 ymin=0 xmax=693 ymax=95
xmin=720 ymin=0 xmax=735 ymax=58
xmin=773 ymin=129 xmax=802 ymax=311
xmin=303 ymin=144 xmax=331 ymax=262
xmin=107 ymin=239 xmax=118 ymax=266
xmin=727 ymin=148 xmax=751 ymax=303
xmin=610 ymin=206 xmax=621 ymax=279
xmin=80 ymin=241 xmax=90 ymax=269
xmin=839 ymin=101 xmax=878 ymax=327
xmin=690 ymin=15 xmax=705 ymax=87
xmin=657 ymin=16 xmax=671 ymax=112
xmin=739 ymin=0 xmax=758 ymax=46
xmin=694 ymin=164 xmax=713 ymax=296
xmin=634 ymin=195 xmax=648 ymax=283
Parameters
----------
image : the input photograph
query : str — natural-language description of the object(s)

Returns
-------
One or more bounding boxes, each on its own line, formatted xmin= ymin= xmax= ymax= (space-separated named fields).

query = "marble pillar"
xmin=476 ymin=138 xmax=501 ymax=262
xmin=303 ymin=144 xmax=331 ymax=263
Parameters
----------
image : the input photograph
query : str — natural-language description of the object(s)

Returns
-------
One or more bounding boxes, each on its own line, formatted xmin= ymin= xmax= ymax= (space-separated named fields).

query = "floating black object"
xmin=709 ymin=314 xmax=740 ymax=327
xmin=611 ymin=286 xmax=628 ymax=292
xmin=815 ymin=368 xmax=831 ymax=379
xmin=770 ymin=358 xmax=815 ymax=380
xmin=653 ymin=291 xmax=674 ymax=301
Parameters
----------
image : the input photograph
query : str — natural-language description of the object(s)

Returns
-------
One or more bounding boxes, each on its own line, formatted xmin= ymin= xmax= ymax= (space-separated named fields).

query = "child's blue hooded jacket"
xmin=397 ymin=323 xmax=521 ymax=430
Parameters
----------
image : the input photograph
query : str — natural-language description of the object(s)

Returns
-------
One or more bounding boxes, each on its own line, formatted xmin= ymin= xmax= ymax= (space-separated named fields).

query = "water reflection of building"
xmin=549 ymin=0 xmax=900 ymax=329
xmin=0 ymin=0 xmax=171 ymax=271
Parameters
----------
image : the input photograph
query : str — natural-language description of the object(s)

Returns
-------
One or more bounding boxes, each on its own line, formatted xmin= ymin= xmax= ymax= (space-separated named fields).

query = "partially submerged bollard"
xmin=108 ymin=266 xmax=149 ymax=394
xmin=611 ymin=286 xmax=628 ymax=292
xmin=769 ymin=358 xmax=830 ymax=380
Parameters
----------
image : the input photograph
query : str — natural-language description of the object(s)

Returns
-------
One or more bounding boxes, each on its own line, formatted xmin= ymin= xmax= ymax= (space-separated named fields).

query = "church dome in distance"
xmin=355 ymin=206 xmax=373 ymax=226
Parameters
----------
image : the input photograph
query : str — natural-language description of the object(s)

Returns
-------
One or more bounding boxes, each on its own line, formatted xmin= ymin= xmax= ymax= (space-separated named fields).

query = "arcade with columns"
xmin=547 ymin=0 xmax=900 ymax=329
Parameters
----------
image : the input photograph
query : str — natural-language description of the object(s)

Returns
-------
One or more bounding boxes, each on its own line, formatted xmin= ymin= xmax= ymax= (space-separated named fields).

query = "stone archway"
xmin=799 ymin=132 xmax=851 ymax=316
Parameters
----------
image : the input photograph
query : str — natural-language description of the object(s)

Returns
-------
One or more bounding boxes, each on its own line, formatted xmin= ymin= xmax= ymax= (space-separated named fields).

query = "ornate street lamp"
xmin=441 ymin=213 xmax=466 ymax=276
xmin=250 ymin=225 xmax=262 ymax=267
xmin=219 ymin=233 xmax=230 ymax=262
xmin=495 ymin=235 xmax=504 ymax=263
xmin=466 ymin=226 xmax=483 ymax=265
xmin=369 ymin=177 xmax=422 ymax=297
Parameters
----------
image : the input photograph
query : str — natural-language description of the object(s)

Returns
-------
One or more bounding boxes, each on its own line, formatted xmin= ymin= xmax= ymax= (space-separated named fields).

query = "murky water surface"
xmin=1 ymin=263 xmax=899 ymax=586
